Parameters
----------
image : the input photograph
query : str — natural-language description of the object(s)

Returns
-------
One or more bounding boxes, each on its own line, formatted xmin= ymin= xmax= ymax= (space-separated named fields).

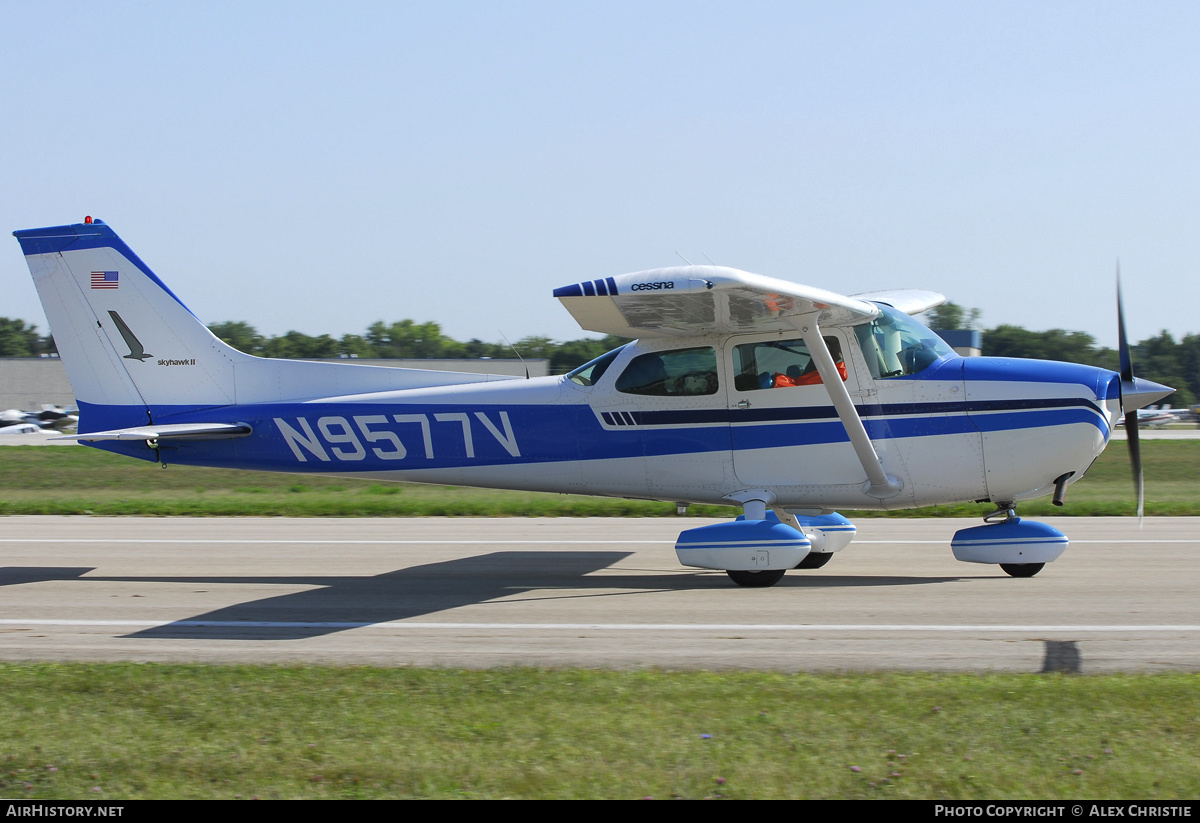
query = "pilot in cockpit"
xmin=766 ymin=337 xmax=848 ymax=388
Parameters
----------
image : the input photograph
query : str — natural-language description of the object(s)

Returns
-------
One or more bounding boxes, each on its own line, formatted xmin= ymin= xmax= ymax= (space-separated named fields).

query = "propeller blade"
xmin=1116 ymin=265 xmax=1165 ymax=525
xmin=1126 ymin=407 xmax=1144 ymax=522
xmin=1117 ymin=265 xmax=1134 ymax=384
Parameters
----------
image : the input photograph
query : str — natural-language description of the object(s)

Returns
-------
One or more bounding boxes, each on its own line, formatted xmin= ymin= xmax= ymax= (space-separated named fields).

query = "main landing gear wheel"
xmin=795 ymin=553 xmax=832 ymax=569
xmin=1000 ymin=563 xmax=1044 ymax=578
xmin=726 ymin=569 xmax=786 ymax=587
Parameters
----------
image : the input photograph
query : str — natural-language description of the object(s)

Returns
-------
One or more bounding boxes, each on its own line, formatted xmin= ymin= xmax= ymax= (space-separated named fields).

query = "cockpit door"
xmin=724 ymin=329 xmax=892 ymax=506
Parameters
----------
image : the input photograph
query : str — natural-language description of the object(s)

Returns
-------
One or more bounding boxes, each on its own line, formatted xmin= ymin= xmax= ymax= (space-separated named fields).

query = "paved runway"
xmin=1110 ymin=428 xmax=1200 ymax=440
xmin=1 ymin=516 xmax=1197 ymax=673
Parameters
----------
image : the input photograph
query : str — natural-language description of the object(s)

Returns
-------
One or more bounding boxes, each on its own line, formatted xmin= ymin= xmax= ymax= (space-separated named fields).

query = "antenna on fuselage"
xmin=498 ymin=330 xmax=531 ymax=380
xmin=675 ymin=251 xmax=694 ymax=265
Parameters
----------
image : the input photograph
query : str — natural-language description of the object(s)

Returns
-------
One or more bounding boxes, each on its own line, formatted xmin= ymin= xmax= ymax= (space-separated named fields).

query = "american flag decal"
xmin=91 ymin=271 xmax=119 ymax=289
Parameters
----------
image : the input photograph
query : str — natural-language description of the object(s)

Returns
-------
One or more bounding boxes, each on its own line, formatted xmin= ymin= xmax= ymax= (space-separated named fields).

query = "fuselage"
xmin=14 ymin=218 xmax=1121 ymax=513
xmin=96 ymin=315 xmax=1122 ymax=511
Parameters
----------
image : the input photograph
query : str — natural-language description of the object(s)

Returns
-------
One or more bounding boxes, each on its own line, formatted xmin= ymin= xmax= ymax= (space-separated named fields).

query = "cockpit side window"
xmin=732 ymin=336 xmax=847 ymax=391
xmin=615 ymin=346 xmax=718 ymax=396
xmin=854 ymin=305 xmax=956 ymax=379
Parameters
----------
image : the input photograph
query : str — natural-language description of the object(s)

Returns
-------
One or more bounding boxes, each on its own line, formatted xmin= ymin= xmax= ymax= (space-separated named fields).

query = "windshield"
xmin=854 ymin=304 xmax=956 ymax=379
xmin=566 ymin=345 xmax=626 ymax=386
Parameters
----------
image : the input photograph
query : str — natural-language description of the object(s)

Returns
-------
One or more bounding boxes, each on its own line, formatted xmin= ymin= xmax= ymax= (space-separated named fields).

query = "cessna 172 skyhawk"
xmin=14 ymin=218 xmax=1172 ymax=586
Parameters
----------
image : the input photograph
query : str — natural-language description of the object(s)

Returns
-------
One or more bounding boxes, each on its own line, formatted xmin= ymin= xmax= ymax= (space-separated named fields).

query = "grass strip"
xmin=1 ymin=664 xmax=1197 ymax=799
xmin=0 ymin=440 xmax=1196 ymax=517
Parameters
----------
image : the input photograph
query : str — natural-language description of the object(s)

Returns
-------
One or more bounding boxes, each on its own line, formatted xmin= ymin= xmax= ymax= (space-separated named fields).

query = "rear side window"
xmin=616 ymin=347 xmax=718 ymax=396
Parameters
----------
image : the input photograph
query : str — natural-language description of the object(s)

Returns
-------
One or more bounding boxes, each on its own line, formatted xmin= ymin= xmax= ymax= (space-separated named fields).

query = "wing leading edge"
xmin=554 ymin=266 xmax=941 ymax=338
xmin=849 ymin=289 xmax=945 ymax=317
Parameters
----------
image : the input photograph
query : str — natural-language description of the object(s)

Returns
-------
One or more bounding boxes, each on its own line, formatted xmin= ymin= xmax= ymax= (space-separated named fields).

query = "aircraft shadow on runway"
xmin=123 ymin=551 xmax=634 ymax=640
xmin=0 ymin=567 xmax=96 ymax=585
xmin=1 ymin=558 xmax=962 ymax=641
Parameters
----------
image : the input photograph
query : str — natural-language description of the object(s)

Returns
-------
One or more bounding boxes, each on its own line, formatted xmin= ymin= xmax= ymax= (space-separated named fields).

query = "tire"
xmin=1000 ymin=563 xmax=1044 ymax=578
xmin=726 ymin=569 xmax=786 ymax=587
xmin=795 ymin=552 xmax=833 ymax=569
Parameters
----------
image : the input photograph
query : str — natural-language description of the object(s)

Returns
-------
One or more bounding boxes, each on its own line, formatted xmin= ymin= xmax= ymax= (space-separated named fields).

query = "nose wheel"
xmin=952 ymin=502 xmax=1067 ymax=577
xmin=986 ymin=503 xmax=1045 ymax=576
xmin=987 ymin=504 xmax=1046 ymax=576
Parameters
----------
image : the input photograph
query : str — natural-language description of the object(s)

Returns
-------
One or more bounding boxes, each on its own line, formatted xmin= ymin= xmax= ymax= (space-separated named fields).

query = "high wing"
xmin=554 ymin=266 xmax=942 ymax=337
xmin=849 ymin=289 xmax=945 ymax=317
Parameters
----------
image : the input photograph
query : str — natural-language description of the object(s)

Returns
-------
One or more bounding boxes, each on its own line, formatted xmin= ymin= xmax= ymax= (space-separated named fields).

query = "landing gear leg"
xmin=984 ymin=502 xmax=1017 ymax=524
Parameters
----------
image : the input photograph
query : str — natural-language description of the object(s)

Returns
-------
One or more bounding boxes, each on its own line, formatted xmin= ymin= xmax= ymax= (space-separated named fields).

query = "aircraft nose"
xmin=1121 ymin=377 xmax=1174 ymax=412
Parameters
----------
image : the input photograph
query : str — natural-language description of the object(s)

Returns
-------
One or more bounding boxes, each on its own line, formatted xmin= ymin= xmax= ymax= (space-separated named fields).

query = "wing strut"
xmin=798 ymin=322 xmax=903 ymax=499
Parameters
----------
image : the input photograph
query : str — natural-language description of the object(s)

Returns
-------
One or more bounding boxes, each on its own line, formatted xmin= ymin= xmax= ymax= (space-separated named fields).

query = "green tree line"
xmin=928 ymin=302 xmax=1198 ymax=407
xmin=0 ymin=318 xmax=55 ymax=357
xmin=2 ymin=309 xmax=1196 ymax=405
xmin=204 ymin=319 xmax=630 ymax=377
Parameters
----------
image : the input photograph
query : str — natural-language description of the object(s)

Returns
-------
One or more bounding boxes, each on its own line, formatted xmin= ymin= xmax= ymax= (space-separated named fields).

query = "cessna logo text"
xmin=630 ymin=281 xmax=674 ymax=291
xmin=274 ymin=413 xmax=520 ymax=463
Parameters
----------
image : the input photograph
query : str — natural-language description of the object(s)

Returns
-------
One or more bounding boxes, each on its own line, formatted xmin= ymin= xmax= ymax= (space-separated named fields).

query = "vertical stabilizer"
xmin=14 ymin=219 xmax=516 ymax=435
xmin=14 ymin=220 xmax=246 ymax=431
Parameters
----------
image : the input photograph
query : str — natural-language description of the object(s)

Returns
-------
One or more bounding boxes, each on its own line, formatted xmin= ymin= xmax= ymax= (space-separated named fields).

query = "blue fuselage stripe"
xmin=78 ymin=392 xmax=1111 ymax=474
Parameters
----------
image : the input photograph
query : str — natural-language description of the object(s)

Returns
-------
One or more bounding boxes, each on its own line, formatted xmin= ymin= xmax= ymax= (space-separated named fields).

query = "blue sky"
xmin=4 ymin=1 xmax=1197 ymax=348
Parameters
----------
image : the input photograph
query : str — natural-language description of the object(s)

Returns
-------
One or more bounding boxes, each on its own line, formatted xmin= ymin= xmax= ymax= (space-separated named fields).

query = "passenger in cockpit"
xmin=772 ymin=338 xmax=847 ymax=387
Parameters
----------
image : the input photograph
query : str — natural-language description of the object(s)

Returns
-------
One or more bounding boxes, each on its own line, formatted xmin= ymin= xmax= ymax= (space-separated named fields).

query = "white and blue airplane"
xmin=14 ymin=218 xmax=1172 ymax=587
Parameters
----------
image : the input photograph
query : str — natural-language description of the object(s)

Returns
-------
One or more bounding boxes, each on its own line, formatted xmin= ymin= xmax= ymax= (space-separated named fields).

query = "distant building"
xmin=932 ymin=329 xmax=982 ymax=358
xmin=0 ymin=357 xmax=74 ymax=410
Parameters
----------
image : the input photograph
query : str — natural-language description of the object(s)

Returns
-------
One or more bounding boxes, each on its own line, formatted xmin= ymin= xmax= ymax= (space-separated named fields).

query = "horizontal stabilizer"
xmin=54 ymin=422 xmax=253 ymax=442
